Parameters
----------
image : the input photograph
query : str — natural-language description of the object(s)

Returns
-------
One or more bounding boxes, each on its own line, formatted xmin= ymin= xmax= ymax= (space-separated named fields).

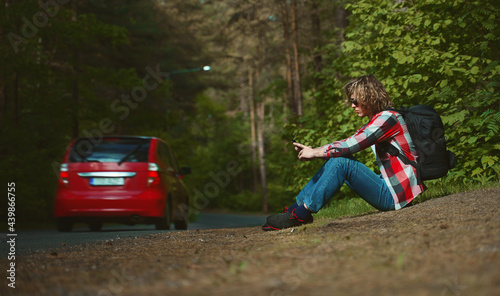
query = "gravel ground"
xmin=2 ymin=187 xmax=499 ymax=296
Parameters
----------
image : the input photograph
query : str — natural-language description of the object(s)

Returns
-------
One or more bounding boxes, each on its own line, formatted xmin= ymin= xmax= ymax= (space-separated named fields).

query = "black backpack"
xmin=381 ymin=105 xmax=456 ymax=184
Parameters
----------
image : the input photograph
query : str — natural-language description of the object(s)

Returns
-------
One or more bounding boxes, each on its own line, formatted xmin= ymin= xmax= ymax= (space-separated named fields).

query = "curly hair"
xmin=344 ymin=75 xmax=394 ymax=114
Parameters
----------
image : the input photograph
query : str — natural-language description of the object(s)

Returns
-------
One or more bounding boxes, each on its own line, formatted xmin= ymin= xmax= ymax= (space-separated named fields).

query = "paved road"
xmin=1 ymin=213 xmax=265 ymax=256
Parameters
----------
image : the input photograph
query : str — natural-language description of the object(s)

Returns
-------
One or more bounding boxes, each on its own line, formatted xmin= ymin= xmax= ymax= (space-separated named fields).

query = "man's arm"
xmin=317 ymin=111 xmax=400 ymax=159
xmin=291 ymin=112 xmax=399 ymax=161
xmin=293 ymin=142 xmax=323 ymax=161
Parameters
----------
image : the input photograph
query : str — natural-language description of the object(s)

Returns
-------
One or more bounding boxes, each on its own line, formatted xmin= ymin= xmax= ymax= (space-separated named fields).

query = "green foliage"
xmin=0 ymin=0 xmax=211 ymax=223
xmin=2 ymin=0 xmax=498 ymax=223
xmin=0 ymin=2 xmax=132 ymax=223
xmin=217 ymin=190 xmax=261 ymax=210
xmin=281 ymin=0 xmax=499 ymax=209
xmin=305 ymin=0 xmax=500 ymax=192
xmin=314 ymin=197 xmax=377 ymax=220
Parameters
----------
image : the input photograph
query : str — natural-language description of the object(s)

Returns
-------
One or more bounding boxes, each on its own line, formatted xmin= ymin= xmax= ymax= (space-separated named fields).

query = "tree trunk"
xmin=71 ymin=1 xmax=80 ymax=138
xmin=310 ymin=0 xmax=323 ymax=75
xmin=13 ymin=72 xmax=19 ymax=128
xmin=240 ymin=76 xmax=248 ymax=115
xmin=335 ymin=3 xmax=349 ymax=45
xmin=0 ymin=81 xmax=4 ymax=122
xmin=248 ymin=66 xmax=259 ymax=194
xmin=291 ymin=0 xmax=303 ymax=117
xmin=256 ymin=97 xmax=268 ymax=213
xmin=0 ymin=15 xmax=4 ymax=123
xmin=72 ymin=76 xmax=79 ymax=138
xmin=253 ymin=54 xmax=268 ymax=213
xmin=281 ymin=0 xmax=295 ymax=115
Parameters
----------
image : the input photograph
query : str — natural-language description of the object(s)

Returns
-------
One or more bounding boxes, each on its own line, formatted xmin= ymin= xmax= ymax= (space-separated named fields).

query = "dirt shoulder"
xmin=3 ymin=188 xmax=500 ymax=296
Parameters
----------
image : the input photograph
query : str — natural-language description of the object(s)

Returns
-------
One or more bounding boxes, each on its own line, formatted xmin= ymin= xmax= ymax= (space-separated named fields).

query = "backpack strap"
xmin=378 ymin=140 xmax=423 ymax=185
xmin=381 ymin=107 xmax=423 ymax=185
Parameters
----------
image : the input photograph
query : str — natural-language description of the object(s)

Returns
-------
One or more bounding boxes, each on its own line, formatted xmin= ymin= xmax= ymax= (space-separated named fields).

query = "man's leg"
xmin=296 ymin=157 xmax=394 ymax=212
xmin=265 ymin=157 xmax=394 ymax=230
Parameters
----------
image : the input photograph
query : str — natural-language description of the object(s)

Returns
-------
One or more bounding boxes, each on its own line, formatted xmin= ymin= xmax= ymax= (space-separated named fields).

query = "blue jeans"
xmin=296 ymin=157 xmax=395 ymax=212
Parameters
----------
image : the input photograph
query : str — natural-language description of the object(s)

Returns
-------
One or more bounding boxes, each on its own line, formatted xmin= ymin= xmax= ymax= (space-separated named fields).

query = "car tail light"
xmin=59 ymin=163 xmax=69 ymax=185
xmin=147 ymin=163 xmax=160 ymax=187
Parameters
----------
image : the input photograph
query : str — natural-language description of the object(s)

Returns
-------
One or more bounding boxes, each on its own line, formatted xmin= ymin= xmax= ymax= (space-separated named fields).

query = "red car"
xmin=54 ymin=136 xmax=191 ymax=232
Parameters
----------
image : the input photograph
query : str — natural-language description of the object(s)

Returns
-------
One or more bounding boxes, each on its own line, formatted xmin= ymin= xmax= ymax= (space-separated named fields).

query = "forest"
xmin=1 ymin=0 xmax=499 ymax=224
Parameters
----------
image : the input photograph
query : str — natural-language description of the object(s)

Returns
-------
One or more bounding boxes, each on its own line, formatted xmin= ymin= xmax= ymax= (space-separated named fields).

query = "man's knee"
xmin=325 ymin=156 xmax=357 ymax=167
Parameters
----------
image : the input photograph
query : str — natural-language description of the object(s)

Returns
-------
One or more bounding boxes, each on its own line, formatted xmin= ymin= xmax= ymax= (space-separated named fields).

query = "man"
xmin=263 ymin=75 xmax=424 ymax=231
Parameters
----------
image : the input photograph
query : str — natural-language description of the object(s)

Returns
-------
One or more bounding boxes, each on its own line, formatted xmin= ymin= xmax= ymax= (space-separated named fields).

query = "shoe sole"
xmin=261 ymin=224 xmax=280 ymax=231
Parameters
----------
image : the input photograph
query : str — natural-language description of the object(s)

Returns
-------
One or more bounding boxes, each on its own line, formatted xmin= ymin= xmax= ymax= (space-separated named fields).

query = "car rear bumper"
xmin=54 ymin=188 xmax=165 ymax=218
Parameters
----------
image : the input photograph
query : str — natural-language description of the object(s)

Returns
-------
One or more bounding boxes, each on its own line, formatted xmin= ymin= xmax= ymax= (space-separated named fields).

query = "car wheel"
xmin=56 ymin=218 xmax=73 ymax=232
xmin=89 ymin=221 xmax=103 ymax=232
xmin=173 ymin=220 xmax=188 ymax=230
xmin=155 ymin=199 xmax=171 ymax=230
xmin=173 ymin=201 xmax=189 ymax=230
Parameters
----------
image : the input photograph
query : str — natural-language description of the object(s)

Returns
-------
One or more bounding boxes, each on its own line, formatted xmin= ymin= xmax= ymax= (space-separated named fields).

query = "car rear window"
xmin=69 ymin=138 xmax=151 ymax=163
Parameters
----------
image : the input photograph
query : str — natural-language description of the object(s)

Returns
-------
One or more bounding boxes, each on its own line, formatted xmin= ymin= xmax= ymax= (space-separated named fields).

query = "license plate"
xmin=90 ymin=177 xmax=125 ymax=186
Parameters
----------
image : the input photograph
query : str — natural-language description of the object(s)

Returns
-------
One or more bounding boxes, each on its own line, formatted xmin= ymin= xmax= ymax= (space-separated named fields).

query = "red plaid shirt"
xmin=321 ymin=110 xmax=424 ymax=209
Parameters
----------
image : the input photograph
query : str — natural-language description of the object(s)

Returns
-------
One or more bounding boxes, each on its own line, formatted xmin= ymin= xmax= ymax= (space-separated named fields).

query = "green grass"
xmin=314 ymin=197 xmax=378 ymax=220
xmin=314 ymin=180 xmax=500 ymax=221
xmin=413 ymin=179 xmax=500 ymax=204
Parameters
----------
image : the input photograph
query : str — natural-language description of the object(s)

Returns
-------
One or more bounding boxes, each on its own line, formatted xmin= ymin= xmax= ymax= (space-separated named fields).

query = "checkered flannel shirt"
xmin=321 ymin=110 xmax=424 ymax=209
